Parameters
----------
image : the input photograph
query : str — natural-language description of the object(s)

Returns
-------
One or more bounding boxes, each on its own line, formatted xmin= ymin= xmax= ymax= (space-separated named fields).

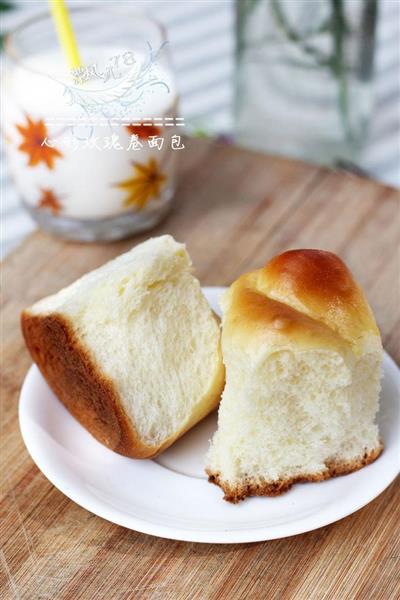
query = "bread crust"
xmin=206 ymin=444 xmax=383 ymax=503
xmin=21 ymin=311 xmax=224 ymax=459
xmin=223 ymin=249 xmax=381 ymax=355
xmin=207 ymin=250 xmax=383 ymax=503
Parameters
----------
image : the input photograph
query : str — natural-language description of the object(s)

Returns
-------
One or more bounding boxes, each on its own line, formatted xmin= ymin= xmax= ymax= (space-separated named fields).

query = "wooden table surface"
xmin=2 ymin=138 xmax=400 ymax=600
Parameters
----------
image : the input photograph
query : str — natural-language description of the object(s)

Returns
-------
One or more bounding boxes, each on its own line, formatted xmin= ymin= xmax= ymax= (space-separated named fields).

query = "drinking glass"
xmin=3 ymin=6 xmax=181 ymax=241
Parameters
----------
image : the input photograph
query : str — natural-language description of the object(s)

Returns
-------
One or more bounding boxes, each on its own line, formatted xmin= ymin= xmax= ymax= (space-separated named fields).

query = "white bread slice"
xmin=206 ymin=249 xmax=383 ymax=502
xmin=22 ymin=235 xmax=225 ymax=458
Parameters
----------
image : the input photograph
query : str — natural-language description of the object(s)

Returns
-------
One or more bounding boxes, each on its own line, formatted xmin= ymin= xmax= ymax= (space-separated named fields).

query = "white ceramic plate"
xmin=19 ymin=287 xmax=400 ymax=543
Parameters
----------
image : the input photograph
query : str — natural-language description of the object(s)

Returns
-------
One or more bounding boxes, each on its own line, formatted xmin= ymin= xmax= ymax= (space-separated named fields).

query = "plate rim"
xmin=18 ymin=287 xmax=400 ymax=544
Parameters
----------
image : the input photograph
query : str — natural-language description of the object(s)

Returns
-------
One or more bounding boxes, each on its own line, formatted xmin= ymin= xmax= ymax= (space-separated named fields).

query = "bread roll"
xmin=22 ymin=235 xmax=225 ymax=458
xmin=206 ymin=249 xmax=383 ymax=502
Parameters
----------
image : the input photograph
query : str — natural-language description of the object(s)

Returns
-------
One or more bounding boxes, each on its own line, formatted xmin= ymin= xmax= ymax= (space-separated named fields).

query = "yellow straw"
xmin=49 ymin=0 xmax=82 ymax=70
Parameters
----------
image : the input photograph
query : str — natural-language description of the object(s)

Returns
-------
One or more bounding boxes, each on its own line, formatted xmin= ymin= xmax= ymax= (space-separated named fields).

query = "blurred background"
xmin=1 ymin=0 xmax=399 ymax=255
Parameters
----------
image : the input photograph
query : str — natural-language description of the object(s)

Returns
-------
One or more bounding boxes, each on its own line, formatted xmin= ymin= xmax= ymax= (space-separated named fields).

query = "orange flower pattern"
xmin=125 ymin=123 xmax=161 ymax=140
xmin=16 ymin=115 xmax=63 ymax=169
xmin=37 ymin=188 xmax=63 ymax=214
xmin=114 ymin=158 xmax=166 ymax=210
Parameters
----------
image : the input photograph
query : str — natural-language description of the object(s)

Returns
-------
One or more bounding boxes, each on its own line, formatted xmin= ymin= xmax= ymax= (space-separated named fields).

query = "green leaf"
xmin=0 ymin=1 xmax=15 ymax=52
xmin=0 ymin=1 xmax=14 ymax=11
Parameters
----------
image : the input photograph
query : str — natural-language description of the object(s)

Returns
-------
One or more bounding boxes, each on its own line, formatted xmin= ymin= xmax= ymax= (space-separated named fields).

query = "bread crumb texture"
xmin=22 ymin=235 xmax=225 ymax=458
xmin=206 ymin=250 xmax=383 ymax=502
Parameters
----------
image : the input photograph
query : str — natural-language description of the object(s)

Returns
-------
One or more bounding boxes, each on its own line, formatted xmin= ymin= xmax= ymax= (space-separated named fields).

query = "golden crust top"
xmin=223 ymin=249 xmax=381 ymax=354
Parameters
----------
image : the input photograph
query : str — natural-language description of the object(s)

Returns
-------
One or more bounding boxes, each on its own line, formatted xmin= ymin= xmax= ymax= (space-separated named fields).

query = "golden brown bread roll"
xmin=206 ymin=249 xmax=383 ymax=503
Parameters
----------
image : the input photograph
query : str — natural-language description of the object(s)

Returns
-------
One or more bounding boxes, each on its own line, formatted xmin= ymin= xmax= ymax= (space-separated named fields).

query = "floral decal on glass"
xmin=37 ymin=188 xmax=63 ymax=214
xmin=114 ymin=157 xmax=166 ymax=210
xmin=16 ymin=115 xmax=63 ymax=169
xmin=125 ymin=122 xmax=161 ymax=140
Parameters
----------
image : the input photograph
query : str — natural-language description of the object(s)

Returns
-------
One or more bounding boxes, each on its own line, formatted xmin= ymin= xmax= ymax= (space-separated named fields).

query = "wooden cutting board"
xmin=2 ymin=137 xmax=399 ymax=600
